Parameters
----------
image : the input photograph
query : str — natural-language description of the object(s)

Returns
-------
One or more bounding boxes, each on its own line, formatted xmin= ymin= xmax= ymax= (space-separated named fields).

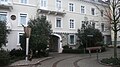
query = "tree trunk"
xmin=114 ymin=31 xmax=117 ymax=58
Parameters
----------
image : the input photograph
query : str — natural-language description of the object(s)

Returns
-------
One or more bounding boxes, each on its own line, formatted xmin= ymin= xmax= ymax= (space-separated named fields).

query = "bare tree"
xmin=95 ymin=0 xmax=120 ymax=58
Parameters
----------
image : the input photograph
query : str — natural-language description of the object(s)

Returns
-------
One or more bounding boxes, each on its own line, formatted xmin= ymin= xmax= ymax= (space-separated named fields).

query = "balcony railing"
xmin=0 ymin=0 xmax=13 ymax=10
xmin=37 ymin=9 xmax=66 ymax=16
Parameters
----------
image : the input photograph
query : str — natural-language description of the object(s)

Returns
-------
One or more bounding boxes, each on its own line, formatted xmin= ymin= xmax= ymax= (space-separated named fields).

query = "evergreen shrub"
xmin=0 ymin=49 xmax=10 ymax=66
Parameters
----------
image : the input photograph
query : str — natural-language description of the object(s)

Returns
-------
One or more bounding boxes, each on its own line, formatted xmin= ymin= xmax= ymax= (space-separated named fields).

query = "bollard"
xmin=89 ymin=50 xmax=91 ymax=57
xmin=96 ymin=49 xmax=99 ymax=61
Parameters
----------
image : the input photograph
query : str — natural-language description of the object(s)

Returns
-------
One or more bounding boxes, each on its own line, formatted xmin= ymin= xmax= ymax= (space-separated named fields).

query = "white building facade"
xmin=0 ymin=0 xmax=111 ymax=53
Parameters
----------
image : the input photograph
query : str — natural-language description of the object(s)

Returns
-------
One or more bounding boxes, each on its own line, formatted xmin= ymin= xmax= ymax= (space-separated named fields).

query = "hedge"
xmin=62 ymin=49 xmax=84 ymax=54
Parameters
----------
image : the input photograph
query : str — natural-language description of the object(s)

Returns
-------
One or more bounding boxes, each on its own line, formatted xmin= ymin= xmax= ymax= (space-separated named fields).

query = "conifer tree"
xmin=0 ymin=21 xmax=8 ymax=48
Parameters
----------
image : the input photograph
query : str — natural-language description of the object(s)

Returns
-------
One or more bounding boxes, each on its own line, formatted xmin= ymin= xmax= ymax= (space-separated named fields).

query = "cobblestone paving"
xmin=10 ymin=48 xmax=120 ymax=67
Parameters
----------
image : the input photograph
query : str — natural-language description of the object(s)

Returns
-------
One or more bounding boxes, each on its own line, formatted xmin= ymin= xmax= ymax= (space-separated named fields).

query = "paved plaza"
xmin=9 ymin=48 xmax=120 ymax=67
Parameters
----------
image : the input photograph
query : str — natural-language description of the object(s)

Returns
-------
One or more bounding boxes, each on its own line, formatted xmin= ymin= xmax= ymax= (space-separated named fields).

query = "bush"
xmin=96 ymin=42 xmax=104 ymax=46
xmin=101 ymin=57 xmax=120 ymax=66
xmin=32 ymin=49 xmax=49 ymax=58
xmin=101 ymin=46 xmax=106 ymax=52
xmin=62 ymin=45 xmax=70 ymax=49
xmin=0 ymin=49 xmax=10 ymax=66
xmin=9 ymin=49 xmax=25 ymax=59
xmin=62 ymin=49 xmax=84 ymax=54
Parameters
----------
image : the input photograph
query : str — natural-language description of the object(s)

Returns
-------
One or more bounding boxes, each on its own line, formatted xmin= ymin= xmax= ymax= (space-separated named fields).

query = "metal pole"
xmin=97 ymin=49 xmax=98 ymax=61
xmin=26 ymin=38 xmax=29 ymax=61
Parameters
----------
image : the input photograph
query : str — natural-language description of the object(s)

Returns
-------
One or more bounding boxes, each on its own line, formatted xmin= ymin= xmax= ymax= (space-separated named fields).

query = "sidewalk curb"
xmin=9 ymin=57 xmax=54 ymax=67
xmin=97 ymin=59 xmax=112 ymax=66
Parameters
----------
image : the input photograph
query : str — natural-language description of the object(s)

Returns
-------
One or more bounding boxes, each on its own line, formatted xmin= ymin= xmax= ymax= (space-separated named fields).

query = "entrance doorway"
xmin=49 ymin=35 xmax=59 ymax=52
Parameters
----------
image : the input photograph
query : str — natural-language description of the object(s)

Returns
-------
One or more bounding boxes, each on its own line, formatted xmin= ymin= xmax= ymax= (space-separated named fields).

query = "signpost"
xmin=24 ymin=27 xmax=31 ymax=61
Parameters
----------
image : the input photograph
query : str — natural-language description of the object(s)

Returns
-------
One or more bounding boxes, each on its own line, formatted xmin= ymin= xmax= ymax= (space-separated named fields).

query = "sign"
xmin=87 ymin=35 xmax=93 ymax=37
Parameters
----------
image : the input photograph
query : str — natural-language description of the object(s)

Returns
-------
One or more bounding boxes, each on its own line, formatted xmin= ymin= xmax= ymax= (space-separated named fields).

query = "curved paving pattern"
xmin=40 ymin=54 xmax=107 ymax=67
xmin=74 ymin=57 xmax=90 ymax=67
xmin=9 ymin=48 xmax=119 ymax=67
xmin=40 ymin=54 xmax=78 ymax=67
xmin=52 ymin=54 xmax=91 ymax=67
xmin=52 ymin=56 xmax=77 ymax=67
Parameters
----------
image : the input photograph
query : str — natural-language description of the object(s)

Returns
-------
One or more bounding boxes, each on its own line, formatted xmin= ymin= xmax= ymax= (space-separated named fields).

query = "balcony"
xmin=37 ymin=9 xmax=66 ymax=16
xmin=0 ymin=1 xmax=13 ymax=10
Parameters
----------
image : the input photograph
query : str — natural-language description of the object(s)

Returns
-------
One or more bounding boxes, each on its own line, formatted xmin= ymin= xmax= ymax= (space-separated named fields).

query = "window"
xmin=41 ymin=0 xmax=47 ymax=8
xmin=1 ymin=0 xmax=8 ymax=2
xmin=56 ymin=18 xmax=62 ymax=28
xmin=18 ymin=33 xmax=24 ymax=45
xmin=101 ymin=10 xmax=104 ymax=17
xmin=69 ymin=35 xmax=75 ymax=45
xmin=19 ymin=13 xmax=27 ymax=26
xmin=70 ymin=19 xmax=75 ymax=29
xmin=1 ymin=0 xmax=8 ymax=3
xmin=0 ymin=0 xmax=8 ymax=5
xmin=0 ymin=12 xmax=7 ymax=21
xmin=81 ymin=6 xmax=85 ymax=14
xmin=69 ymin=3 xmax=74 ymax=12
xmin=20 ymin=0 xmax=27 ymax=4
xmin=91 ymin=8 xmax=95 ymax=15
xmin=101 ymin=23 xmax=105 ymax=32
xmin=56 ymin=0 xmax=61 ymax=10
xmin=92 ymin=22 xmax=95 ymax=28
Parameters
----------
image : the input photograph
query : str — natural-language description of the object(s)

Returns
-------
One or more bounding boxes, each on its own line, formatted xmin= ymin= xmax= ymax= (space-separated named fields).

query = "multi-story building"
xmin=0 ymin=0 xmax=111 ymax=53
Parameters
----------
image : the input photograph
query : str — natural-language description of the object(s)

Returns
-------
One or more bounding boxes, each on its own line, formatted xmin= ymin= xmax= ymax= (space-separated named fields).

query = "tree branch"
xmin=111 ymin=26 xmax=115 ymax=31
xmin=117 ymin=28 xmax=120 ymax=31
xmin=115 ymin=13 xmax=120 ymax=21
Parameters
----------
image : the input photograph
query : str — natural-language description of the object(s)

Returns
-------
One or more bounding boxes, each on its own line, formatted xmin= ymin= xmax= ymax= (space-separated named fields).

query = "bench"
xmin=86 ymin=47 xmax=101 ymax=56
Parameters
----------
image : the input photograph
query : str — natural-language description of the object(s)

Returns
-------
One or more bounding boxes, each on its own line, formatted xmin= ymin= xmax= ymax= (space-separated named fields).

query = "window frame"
xmin=101 ymin=10 xmax=104 ymax=17
xmin=0 ymin=0 xmax=8 ymax=4
xmin=69 ymin=3 xmax=74 ymax=12
xmin=101 ymin=23 xmax=105 ymax=32
xmin=0 ymin=12 xmax=8 ymax=23
xmin=55 ymin=17 xmax=62 ymax=28
xmin=56 ymin=0 xmax=62 ymax=11
xmin=18 ymin=13 xmax=28 ymax=26
xmin=81 ymin=5 xmax=85 ymax=14
xmin=68 ymin=34 xmax=76 ymax=45
xmin=40 ymin=0 xmax=48 ymax=9
xmin=17 ymin=32 xmax=24 ymax=46
xmin=20 ymin=0 xmax=28 ymax=4
xmin=0 ymin=12 xmax=7 ymax=21
xmin=91 ymin=8 xmax=95 ymax=15
xmin=69 ymin=19 xmax=75 ymax=29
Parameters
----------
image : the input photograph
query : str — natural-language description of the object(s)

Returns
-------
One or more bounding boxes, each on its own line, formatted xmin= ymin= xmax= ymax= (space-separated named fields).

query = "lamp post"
xmin=24 ymin=26 xmax=31 ymax=61
xmin=87 ymin=35 xmax=93 ymax=47
xmin=86 ymin=35 xmax=93 ymax=56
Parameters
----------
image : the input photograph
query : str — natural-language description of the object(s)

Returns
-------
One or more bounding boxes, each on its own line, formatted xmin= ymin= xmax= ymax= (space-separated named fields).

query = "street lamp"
xmin=24 ymin=26 xmax=31 ymax=61
xmin=87 ymin=35 xmax=93 ymax=47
